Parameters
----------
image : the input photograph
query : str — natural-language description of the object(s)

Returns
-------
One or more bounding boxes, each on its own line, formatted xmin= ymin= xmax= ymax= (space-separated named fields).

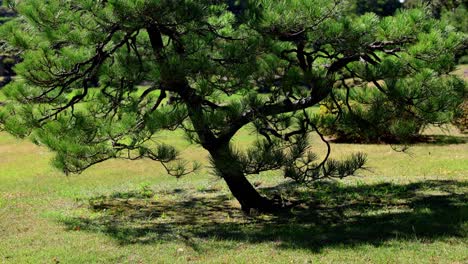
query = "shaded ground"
xmin=61 ymin=180 xmax=468 ymax=253
xmin=328 ymin=134 xmax=468 ymax=145
xmin=1 ymin=127 xmax=466 ymax=263
xmin=415 ymin=134 xmax=468 ymax=144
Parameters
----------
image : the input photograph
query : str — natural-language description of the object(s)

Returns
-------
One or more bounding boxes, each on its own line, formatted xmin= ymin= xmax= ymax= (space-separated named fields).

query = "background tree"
xmin=441 ymin=1 xmax=468 ymax=133
xmin=0 ymin=1 xmax=15 ymax=26
xmin=0 ymin=0 xmax=17 ymax=87
xmin=404 ymin=0 xmax=466 ymax=18
xmin=349 ymin=0 xmax=403 ymax=16
xmin=0 ymin=0 xmax=465 ymax=212
xmin=318 ymin=1 xmax=467 ymax=142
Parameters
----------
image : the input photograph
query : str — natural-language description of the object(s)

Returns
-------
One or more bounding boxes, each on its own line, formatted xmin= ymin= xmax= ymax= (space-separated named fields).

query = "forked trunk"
xmin=208 ymin=145 xmax=276 ymax=213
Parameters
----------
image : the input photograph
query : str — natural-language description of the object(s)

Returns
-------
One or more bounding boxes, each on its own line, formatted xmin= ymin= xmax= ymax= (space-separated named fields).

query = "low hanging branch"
xmin=0 ymin=0 xmax=464 ymax=213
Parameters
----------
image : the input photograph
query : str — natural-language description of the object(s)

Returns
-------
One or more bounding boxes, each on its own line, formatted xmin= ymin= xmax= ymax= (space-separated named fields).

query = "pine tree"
xmin=0 ymin=0 xmax=465 ymax=212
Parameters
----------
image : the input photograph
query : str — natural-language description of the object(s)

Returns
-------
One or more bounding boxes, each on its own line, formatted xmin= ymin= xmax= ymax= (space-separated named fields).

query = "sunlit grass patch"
xmin=0 ymin=123 xmax=467 ymax=263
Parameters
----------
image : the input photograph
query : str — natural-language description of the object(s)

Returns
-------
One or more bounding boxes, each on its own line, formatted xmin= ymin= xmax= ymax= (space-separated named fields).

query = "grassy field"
xmin=0 ymin=65 xmax=466 ymax=263
xmin=0 ymin=123 xmax=467 ymax=263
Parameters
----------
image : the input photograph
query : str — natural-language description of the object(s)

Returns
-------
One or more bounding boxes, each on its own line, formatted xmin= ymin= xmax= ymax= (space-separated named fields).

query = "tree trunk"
xmin=208 ymin=145 xmax=277 ymax=213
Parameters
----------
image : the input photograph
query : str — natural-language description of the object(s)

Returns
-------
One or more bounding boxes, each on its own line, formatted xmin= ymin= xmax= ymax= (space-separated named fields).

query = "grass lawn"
xmin=0 ymin=65 xmax=466 ymax=263
xmin=0 ymin=123 xmax=467 ymax=263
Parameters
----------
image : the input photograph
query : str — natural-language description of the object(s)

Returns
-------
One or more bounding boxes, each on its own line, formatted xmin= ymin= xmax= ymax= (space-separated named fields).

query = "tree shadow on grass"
xmin=60 ymin=180 xmax=468 ymax=252
xmin=328 ymin=134 xmax=468 ymax=145
xmin=414 ymin=135 xmax=468 ymax=145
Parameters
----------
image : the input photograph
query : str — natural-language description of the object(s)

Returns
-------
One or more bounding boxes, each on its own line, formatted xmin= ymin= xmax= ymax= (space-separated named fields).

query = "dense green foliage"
xmin=0 ymin=0 xmax=465 ymax=210
xmin=404 ymin=0 xmax=466 ymax=18
xmin=441 ymin=4 xmax=468 ymax=63
xmin=317 ymin=73 xmax=465 ymax=143
xmin=317 ymin=1 xmax=467 ymax=143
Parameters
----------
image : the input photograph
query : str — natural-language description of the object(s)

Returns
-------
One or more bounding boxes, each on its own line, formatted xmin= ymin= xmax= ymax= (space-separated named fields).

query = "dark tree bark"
xmin=208 ymin=144 xmax=277 ymax=213
xmin=146 ymin=25 xmax=275 ymax=213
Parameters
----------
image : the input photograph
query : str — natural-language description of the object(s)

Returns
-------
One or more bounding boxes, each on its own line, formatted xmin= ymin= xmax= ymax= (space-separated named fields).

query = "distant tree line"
xmin=349 ymin=0 xmax=403 ymax=17
xmin=0 ymin=0 xmax=17 ymax=87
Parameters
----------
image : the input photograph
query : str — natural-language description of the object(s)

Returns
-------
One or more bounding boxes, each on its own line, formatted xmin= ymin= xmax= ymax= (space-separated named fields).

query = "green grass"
xmin=0 ymin=124 xmax=467 ymax=263
xmin=0 ymin=65 xmax=466 ymax=263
